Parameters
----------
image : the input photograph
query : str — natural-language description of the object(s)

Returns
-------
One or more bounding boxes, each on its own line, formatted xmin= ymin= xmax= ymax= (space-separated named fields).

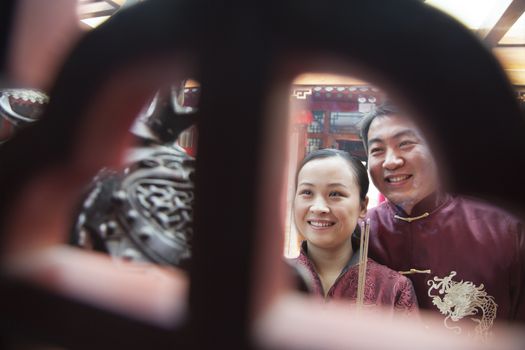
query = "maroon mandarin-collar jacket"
xmin=367 ymin=193 xmax=525 ymax=331
xmin=291 ymin=241 xmax=418 ymax=317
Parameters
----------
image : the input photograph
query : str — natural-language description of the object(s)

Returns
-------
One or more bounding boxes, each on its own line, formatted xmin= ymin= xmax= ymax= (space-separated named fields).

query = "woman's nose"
xmin=309 ymin=198 xmax=329 ymax=214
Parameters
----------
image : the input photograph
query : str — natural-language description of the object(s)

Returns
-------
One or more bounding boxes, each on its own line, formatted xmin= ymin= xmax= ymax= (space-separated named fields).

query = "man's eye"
xmin=400 ymin=140 xmax=416 ymax=148
xmin=370 ymin=147 xmax=383 ymax=154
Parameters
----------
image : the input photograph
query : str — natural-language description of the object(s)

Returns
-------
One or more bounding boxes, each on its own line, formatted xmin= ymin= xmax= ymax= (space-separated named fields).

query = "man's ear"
xmin=360 ymin=196 xmax=369 ymax=218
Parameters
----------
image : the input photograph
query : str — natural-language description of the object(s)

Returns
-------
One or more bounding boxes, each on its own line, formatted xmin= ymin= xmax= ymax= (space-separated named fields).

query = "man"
xmin=360 ymin=102 xmax=524 ymax=339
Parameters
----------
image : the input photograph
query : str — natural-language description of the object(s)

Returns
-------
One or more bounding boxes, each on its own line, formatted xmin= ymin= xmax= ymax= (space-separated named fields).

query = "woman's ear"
xmin=359 ymin=196 xmax=369 ymax=218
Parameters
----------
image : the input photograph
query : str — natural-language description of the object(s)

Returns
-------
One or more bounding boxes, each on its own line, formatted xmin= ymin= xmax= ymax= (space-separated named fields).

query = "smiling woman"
xmin=288 ymin=148 xmax=418 ymax=316
xmin=283 ymin=73 xmax=386 ymax=258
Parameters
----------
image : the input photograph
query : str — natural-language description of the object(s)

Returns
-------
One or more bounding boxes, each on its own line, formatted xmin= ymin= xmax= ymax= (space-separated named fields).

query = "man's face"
xmin=367 ymin=115 xmax=439 ymax=213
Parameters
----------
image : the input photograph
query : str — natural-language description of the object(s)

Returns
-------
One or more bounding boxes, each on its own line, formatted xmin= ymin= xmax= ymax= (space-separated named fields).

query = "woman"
xmin=291 ymin=149 xmax=417 ymax=315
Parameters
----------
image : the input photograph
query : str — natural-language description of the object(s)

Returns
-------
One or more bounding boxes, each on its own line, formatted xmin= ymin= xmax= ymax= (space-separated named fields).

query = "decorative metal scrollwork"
xmin=73 ymin=145 xmax=195 ymax=269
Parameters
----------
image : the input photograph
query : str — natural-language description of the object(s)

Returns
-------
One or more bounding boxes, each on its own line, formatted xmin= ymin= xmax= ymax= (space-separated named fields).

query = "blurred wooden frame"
xmin=1 ymin=0 xmax=525 ymax=349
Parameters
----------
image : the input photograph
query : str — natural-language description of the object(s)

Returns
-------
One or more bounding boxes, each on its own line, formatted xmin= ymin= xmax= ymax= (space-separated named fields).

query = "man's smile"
xmin=384 ymin=174 xmax=412 ymax=184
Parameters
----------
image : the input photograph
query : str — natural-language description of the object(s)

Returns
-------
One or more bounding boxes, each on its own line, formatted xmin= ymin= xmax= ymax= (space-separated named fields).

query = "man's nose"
xmin=383 ymin=149 xmax=404 ymax=170
xmin=309 ymin=197 xmax=329 ymax=214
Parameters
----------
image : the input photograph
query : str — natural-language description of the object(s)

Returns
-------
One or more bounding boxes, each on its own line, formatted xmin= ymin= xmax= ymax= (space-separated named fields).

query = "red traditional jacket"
xmin=367 ymin=194 xmax=525 ymax=339
xmin=291 ymin=242 xmax=418 ymax=317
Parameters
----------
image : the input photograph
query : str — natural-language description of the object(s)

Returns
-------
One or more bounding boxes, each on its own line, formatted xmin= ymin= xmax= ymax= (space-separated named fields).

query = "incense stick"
xmin=356 ymin=218 xmax=370 ymax=310
xmin=356 ymin=222 xmax=365 ymax=307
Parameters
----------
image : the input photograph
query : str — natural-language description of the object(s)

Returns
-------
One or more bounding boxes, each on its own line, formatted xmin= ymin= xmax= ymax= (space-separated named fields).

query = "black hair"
xmin=359 ymin=101 xmax=399 ymax=153
xmin=296 ymin=148 xmax=369 ymax=202
xmin=295 ymin=148 xmax=369 ymax=251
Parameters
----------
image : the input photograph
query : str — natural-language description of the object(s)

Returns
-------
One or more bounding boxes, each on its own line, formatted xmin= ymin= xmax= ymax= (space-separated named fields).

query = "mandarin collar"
xmin=300 ymin=241 xmax=361 ymax=268
xmin=387 ymin=192 xmax=452 ymax=218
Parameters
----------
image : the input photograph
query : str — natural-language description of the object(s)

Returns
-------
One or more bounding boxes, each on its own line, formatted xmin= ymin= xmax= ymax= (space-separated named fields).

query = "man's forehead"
xmin=367 ymin=114 xmax=423 ymax=142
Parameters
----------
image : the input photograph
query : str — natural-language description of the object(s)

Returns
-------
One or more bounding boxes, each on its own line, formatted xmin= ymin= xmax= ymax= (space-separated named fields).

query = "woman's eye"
xmin=329 ymin=191 xmax=344 ymax=197
xmin=299 ymin=190 xmax=312 ymax=196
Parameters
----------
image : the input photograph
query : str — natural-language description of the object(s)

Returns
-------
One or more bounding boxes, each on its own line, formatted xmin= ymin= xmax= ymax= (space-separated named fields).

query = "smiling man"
xmin=360 ymin=102 xmax=525 ymax=339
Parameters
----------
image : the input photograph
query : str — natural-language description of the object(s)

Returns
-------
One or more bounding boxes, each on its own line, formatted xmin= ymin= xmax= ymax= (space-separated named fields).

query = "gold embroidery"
xmin=427 ymin=271 xmax=497 ymax=342
xmin=399 ymin=268 xmax=431 ymax=275
xmin=394 ymin=212 xmax=430 ymax=222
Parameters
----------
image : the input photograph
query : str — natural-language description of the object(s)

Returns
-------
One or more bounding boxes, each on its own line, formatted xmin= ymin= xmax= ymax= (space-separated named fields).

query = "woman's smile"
xmin=307 ymin=219 xmax=336 ymax=229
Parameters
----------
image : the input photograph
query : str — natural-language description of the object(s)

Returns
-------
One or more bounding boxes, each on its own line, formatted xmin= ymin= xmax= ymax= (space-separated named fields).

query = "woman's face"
xmin=294 ymin=156 xmax=367 ymax=251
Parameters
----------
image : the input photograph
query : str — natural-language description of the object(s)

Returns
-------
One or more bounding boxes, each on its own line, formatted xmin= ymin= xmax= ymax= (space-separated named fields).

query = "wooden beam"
xmin=107 ymin=0 xmax=125 ymax=7
xmin=497 ymin=44 xmax=525 ymax=47
xmin=78 ymin=9 xmax=119 ymax=20
xmin=322 ymin=111 xmax=330 ymax=148
xmin=293 ymin=73 xmax=368 ymax=86
xmin=333 ymin=133 xmax=361 ymax=141
xmin=307 ymin=132 xmax=361 ymax=141
xmin=79 ymin=20 xmax=93 ymax=31
xmin=492 ymin=46 xmax=525 ymax=85
xmin=483 ymin=0 xmax=525 ymax=47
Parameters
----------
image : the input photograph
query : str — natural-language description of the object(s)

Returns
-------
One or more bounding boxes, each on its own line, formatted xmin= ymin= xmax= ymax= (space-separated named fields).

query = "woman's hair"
xmin=296 ymin=148 xmax=369 ymax=202
xmin=295 ymin=148 xmax=369 ymax=251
